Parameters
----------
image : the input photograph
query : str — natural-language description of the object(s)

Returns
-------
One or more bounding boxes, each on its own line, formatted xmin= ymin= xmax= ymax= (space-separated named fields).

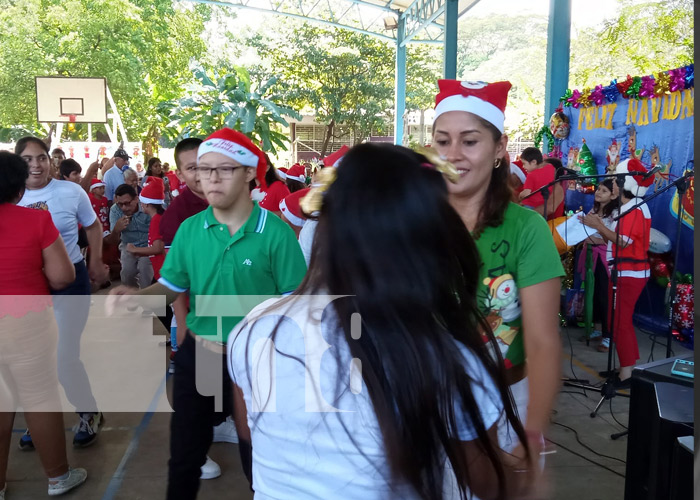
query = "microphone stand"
xmin=613 ymin=168 xmax=694 ymax=359
xmin=522 ymin=173 xmax=591 ymax=384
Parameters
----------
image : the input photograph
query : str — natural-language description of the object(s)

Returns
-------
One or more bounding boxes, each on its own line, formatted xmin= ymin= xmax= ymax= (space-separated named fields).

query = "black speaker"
xmin=669 ymin=436 xmax=694 ymax=500
xmin=624 ymin=355 xmax=694 ymax=500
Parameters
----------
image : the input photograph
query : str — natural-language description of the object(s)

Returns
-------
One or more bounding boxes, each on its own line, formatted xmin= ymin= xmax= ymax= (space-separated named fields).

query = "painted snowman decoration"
xmin=483 ymin=274 xmax=521 ymax=323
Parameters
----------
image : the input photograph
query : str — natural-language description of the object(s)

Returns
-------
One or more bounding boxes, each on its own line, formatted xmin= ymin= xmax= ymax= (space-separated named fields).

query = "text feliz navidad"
xmin=576 ymin=88 xmax=694 ymax=131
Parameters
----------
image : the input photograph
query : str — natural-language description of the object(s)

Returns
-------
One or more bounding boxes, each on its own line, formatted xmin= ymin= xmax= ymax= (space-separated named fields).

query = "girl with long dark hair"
xmin=431 ymin=81 xmax=564 ymax=467
xmin=143 ymin=157 xmax=171 ymax=207
xmin=582 ymin=179 xmax=618 ymax=351
xmin=15 ymin=136 xmax=109 ymax=450
xmin=227 ymin=143 xmax=537 ymax=499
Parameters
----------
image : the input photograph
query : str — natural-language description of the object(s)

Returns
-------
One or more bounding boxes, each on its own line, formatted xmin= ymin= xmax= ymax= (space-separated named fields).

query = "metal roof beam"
xmin=187 ymin=0 xmax=397 ymax=42
xmin=401 ymin=0 xmax=446 ymax=45
xmin=343 ymin=0 xmax=399 ymax=13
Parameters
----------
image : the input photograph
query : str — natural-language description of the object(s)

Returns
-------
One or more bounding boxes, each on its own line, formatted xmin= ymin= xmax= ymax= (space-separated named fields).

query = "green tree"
xmin=248 ymin=22 xmax=395 ymax=156
xmin=570 ymin=0 xmax=693 ymax=87
xmin=0 ymin=0 xmax=208 ymax=149
xmin=160 ymin=63 xmax=301 ymax=154
xmin=457 ymin=15 xmax=549 ymax=140
xmin=405 ymin=44 xmax=442 ymax=145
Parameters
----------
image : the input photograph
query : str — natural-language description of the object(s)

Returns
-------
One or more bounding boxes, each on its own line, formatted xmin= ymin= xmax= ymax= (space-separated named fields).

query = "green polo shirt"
xmin=158 ymin=202 xmax=307 ymax=342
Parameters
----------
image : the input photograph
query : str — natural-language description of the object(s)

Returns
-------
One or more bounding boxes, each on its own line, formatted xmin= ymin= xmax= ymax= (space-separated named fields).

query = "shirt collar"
xmin=202 ymin=202 xmax=266 ymax=234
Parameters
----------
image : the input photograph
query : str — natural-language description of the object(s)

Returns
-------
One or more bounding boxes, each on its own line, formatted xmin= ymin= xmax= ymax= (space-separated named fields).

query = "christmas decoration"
xmin=639 ymin=75 xmax=655 ymax=98
xmin=673 ymin=277 xmax=694 ymax=333
xmin=588 ymin=85 xmax=605 ymax=106
xmin=533 ymin=125 xmax=555 ymax=153
xmin=627 ymin=125 xmax=644 ymax=161
xmin=669 ymin=67 xmax=687 ymax=92
xmin=549 ymin=110 xmax=570 ymax=140
xmin=649 ymin=252 xmax=673 ymax=288
xmin=560 ymin=65 xmax=694 ymax=106
xmin=605 ymin=139 xmax=621 ymax=173
xmin=567 ymin=147 xmax=579 ymax=171
xmin=577 ymin=140 xmax=597 ymax=184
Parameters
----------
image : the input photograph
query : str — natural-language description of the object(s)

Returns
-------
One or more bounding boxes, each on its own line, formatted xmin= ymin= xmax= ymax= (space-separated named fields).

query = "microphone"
xmin=627 ymin=165 xmax=662 ymax=179
xmin=642 ymin=165 xmax=662 ymax=179
xmin=558 ymin=166 xmax=579 ymax=175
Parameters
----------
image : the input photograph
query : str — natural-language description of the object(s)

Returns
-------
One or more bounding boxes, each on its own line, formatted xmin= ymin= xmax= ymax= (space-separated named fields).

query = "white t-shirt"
xmin=297 ymin=219 xmax=317 ymax=267
xmin=19 ymin=179 xmax=97 ymax=264
xmin=228 ymin=295 xmax=503 ymax=500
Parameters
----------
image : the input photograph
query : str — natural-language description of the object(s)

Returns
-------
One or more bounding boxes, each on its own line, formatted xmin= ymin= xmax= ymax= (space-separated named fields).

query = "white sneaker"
xmin=48 ymin=468 xmax=88 ymax=496
xmin=212 ymin=416 xmax=239 ymax=444
xmin=200 ymin=456 xmax=221 ymax=480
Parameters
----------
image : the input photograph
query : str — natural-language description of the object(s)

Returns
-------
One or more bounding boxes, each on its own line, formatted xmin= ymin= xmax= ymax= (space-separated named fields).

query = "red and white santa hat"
xmin=286 ymin=163 xmax=306 ymax=183
xmin=277 ymin=166 xmax=289 ymax=180
xmin=322 ymin=145 xmax=350 ymax=167
xmin=197 ymin=128 xmax=268 ymax=189
xmin=434 ymin=80 xmax=512 ymax=133
xmin=140 ymin=177 xmax=165 ymax=205
xmin=279 ymin=187 xmax=310 ymax=228
xmin=89 ymin=178 xmax=106 ymax=191
xmin=615 ymin=158 xmax=654 ymax=197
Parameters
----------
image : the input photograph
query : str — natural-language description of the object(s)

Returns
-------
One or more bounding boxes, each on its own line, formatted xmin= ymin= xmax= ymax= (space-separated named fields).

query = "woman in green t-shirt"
xmin=431 ymin=80 xmax=564 ymax=467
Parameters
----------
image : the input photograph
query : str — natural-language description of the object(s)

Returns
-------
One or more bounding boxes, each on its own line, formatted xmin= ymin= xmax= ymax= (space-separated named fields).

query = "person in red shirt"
xmin=126 ymin=177 xmax=165 ymax=279
xmin=88 ymin=179 xmax=110 ymax=235
xmin=581 ymin=158 xmax=652 ymax=386
xmin=0 ymin=151 xmax=88 ymax=496
xmin=519 ymin=147 xmax=554 ymax=212
xmin=88 ymin=178 xmax=116 ymax=285
xmin=258 ymin=157 xmax=289 ymax=216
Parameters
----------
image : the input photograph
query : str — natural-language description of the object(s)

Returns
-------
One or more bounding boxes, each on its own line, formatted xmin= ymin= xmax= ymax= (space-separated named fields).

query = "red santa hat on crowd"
xmin=277 ymin=166 xmax=289 ymax=180
xmin=434 ymin=80 xmax=512 ymax=133
xmin=615 ymin=158 xmax=654 ymax=197
xmin=279 ymin=187 xmax=310 ymax=228
xmin=286 ymin=163 xmax=306 ymax=183
xmin=89 ymin=178 xmax=106 ymax=191
xmin=139 ymin=177 xmax=165 ymax=205
xmin=197 ymin=128 xmax=268 ymax=189
xmin=322 ymin=145 xmax=350 ymax=167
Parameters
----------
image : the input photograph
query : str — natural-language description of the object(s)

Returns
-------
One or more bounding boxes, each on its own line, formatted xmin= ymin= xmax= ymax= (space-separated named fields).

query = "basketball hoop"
xmin=68 ymin=114 xmax=77 ymax=123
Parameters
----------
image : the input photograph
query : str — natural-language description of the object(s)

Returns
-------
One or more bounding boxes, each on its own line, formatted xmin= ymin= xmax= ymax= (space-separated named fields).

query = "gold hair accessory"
xmin=300 ymin=166 xmax=337 ymax=214
xmin=413 ymin=146 xmax=460 ymax=183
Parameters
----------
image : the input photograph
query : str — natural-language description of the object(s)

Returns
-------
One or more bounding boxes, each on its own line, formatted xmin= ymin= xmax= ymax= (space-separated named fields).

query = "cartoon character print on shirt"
xmin=479 ymin=238 xmax=524 ymax=369
xmin=23 ymin=201 xmax=49 ymax=211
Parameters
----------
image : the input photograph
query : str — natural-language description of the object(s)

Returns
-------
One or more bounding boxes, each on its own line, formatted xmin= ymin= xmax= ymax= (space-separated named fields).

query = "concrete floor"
xmin=3 ymin=297 xmax=692 ymax=499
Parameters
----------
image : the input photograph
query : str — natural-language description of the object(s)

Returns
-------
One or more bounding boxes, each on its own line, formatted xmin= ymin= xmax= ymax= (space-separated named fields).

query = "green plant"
xmin=160 ymin=63 xmax=301 ymax=154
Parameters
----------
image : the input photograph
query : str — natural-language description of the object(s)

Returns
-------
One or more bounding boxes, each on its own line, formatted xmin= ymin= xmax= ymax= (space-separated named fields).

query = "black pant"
xmin=593 ymin=261 xmax=610 ymax=338
xmin=167 ymin=333 xmax=232 ymax=500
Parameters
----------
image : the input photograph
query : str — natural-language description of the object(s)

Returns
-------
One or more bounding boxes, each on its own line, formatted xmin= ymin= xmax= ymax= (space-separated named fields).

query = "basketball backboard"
xmin=36 ymin=76 xmax=108 ymax=123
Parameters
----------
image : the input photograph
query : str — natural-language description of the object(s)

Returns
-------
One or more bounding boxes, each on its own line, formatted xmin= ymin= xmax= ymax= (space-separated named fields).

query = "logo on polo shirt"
xmin=242 ymin=258 xmax=253 ymax=266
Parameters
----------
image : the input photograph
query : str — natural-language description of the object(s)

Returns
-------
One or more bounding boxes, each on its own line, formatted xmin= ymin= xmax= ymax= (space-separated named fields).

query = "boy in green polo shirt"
xmin=110 ymin=128 xmax=306 ymax=499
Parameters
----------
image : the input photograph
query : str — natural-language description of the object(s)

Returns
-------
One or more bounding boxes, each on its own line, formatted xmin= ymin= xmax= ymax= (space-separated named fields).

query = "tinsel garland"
xmin=533 ymin=125 xmax=555 ymax=153
xmin=560 ymin=64 xmax=694 ymax=107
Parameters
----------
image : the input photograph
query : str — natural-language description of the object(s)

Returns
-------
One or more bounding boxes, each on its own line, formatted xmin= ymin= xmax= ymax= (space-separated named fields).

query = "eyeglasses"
xmin=116 ymin=198 xmax=136 ymax=207
xmin=196 ymin=166 xmax=244 ymax=180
